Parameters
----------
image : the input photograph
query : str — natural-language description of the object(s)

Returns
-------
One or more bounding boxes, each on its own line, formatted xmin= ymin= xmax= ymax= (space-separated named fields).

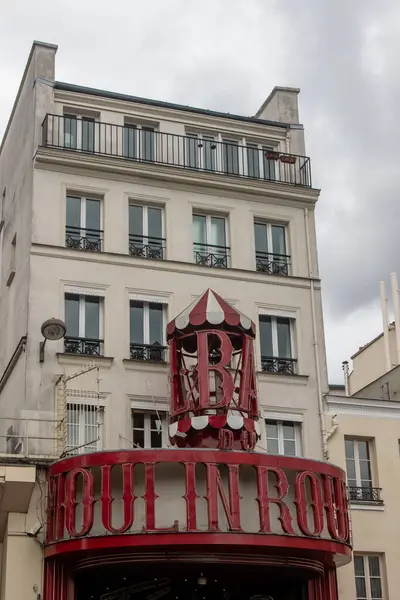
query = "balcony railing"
xmin=130 ymin=343 xmax=167 ymax=362
xmin=194 ymin=242 xmax=230 ymax=268
xmin=64 ymin=336 xmax=103 ymax=356
xmin=256 ymin=251 xmax=290 ymax=276
xmin=348 ymin=486 xmax=383 ymax=504
xmin=129 ymin=235 xmax=165 ymax=260
xmin=42 ymin=114 xmax=312 ymax=188
xmin=66 ymin=226 xmax=103 ymax=252
xmin=261 ymin=356 xmax=297 ymax=375
xmin=0 ymin=416 xmax=61 ymax=459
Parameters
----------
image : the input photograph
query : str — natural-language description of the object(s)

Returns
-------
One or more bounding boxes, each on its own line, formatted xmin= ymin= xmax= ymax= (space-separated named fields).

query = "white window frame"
xmin=129 ymin=203 xmax=164 ymax=240
xmin=254 ymin=220 xmax=288 ymax=256
xmin=123 ymin=121 xmax=157 ymax=159
xmin=345 ymin=438 xmax=373 ymax=487
xmin=66 ymin=401 xmax=104 ymax=454
xmin=63 ymin=112 xmax=98 ymax=151
xmin=193 ymin=213 xmax=229 ymax=247
xmin=354 ymin=554 xmax=384 ymax=600
xmin=66 ymin=195 xmax=102 ymax=236
xmin=244 ymin=141 xmax=277 ymax=178
xmin=265 ymin=418 xmax=302 ymax=456
xmin=132 ymin=410 xmax=168 ymax=448
xmin=258 ymin=314 xmax=295 ymax=358
xmin=130 ymin=300 xmax=166 ymax=346
xmin=65 ymin=293 xmax=104 ymax=340
xmin=185 ymin=131 xmax=218 ymax=171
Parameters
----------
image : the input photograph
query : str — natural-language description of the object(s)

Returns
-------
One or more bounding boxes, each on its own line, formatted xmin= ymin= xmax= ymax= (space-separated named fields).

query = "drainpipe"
xmin=390 ymin=273 xmax=400 ymax=366
xmin=326 ymin=415 xmax=338 ymax=442
xmin=304 ymin=208 xmax=328 ymax=460
xmin=380 ymin=281 xmax=391 ymax=371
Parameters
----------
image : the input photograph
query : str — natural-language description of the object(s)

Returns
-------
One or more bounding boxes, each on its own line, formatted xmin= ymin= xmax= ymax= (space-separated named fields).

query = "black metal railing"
xmin=194 ymin=242 xmax=230 ymax=268
xmin=129 ymin=235 xmax=165 ymax=260
xmin=42 ymin=114 xmax=312 ymax=188
xmin=261 ymin=356 xmax=297 ymax=375
xmin=256 ymin=251 xmax=290 ymax=276
xmin=64 ymin=337 xmax=103 ymax=356
xmin=130 ymin=343 xmax=167 ymax=362
xmin=348 ymin=486 xmax=383 ymax=504
xmin=66 ymin=226 xmax=103 ymax=252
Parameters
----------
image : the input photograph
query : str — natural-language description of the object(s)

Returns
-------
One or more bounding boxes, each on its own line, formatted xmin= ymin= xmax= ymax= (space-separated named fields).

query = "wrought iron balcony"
xmin=348 ymin=486 xmax=383 ymax=504
xmin=194 ymin=243 xmax=230 ymax=268
xmin=129 ymin=235 xmax=165 ymax=260
xmin=256 ymin=251 xmax=290 ymax=276
xmin=130 ymin=343 xmax=167 ymax=362
xmin=66 ymin=226 xmax=103 ymax=252
xmin=42 ymin=114 xmax=312 ymax=188
xmin=261 ymin=356 xmax=297 ymax=375
xmin=64 ymin=336 xmax=103 ymax=356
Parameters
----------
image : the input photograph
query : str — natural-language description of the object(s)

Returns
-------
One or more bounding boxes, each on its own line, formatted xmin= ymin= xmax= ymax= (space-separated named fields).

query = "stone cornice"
xmin=34 ymin=147 xmax=320 ymax=209
xmin=325 ymin=393 xmax=400 ymax=418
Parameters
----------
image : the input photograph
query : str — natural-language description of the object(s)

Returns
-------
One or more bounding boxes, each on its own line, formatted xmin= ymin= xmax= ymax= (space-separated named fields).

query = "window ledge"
xmin=257 ymin=371 xmax=309 ymax=385
xmin=350 ymin=502 xmax=385 ymax=512
xmin=123 ymin=358 xmax=169 ymax=373
xmin=56 ymin=353 xmax=114 ymax=368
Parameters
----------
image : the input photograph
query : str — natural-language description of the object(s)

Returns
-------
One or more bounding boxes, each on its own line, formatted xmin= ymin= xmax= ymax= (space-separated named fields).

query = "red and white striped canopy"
xmin=167 ymin=289 xmax=255 ymax=339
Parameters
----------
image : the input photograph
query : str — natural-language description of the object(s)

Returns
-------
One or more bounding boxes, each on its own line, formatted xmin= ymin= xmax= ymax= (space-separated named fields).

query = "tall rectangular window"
xmin=254 ymin=221 xmax=289 ymax=275
xmin=66 ymin=195 xmax=102 ymax=252
xmin=222 ymin=139 xmax=239 ymax=175
xmin=128 ymin=204 xmax=164 ymax=259
xmin=64 ymin=115 xmax=77 ymax=149
xmin=132 ymin=411 xmax=167 ymax=448
xmin=64 ymin=293 xmax=103 ymax=355
xmin=123 ymin=124 xmax=155 ymax=161
xmin=185 ymin=133 xmax=217 ymax=171
xmin=265 ymin=419 xmax=302 ymax=456
xmin=345 ymin=439 xmax=379 ymax=502
xmin=354 ymin=555 xmax=384 ymax=600
xmin=259 ymin=315 xmax=296 ymax=374
xmin=64 ymin=114 xmax=95 ymax=152
xmin=193 ymin=213 xmax=228 ymax=268
xmin=67 ymin=403 xmax=103 ymax=454
xmin=82 ymin=117 xmax=95 ymax=152
xmin=130 ymin=301 xmax=165 ymax=361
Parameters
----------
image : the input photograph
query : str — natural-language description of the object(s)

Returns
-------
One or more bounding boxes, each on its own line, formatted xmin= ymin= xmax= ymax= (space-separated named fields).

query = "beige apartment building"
xmin=0 ymin=41 xmax=347 ymax=600
xmin=326 ymin=277 xmax=400 ymax=600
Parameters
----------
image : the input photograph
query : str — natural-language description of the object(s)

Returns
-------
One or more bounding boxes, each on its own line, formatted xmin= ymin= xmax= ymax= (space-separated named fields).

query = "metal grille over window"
xmin=66 ymin=403 xmax=102 ymax=455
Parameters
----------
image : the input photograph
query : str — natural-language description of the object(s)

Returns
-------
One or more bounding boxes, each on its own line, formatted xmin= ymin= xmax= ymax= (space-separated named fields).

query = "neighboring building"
xmin=0 ymin=42 xmax=350 ymax=600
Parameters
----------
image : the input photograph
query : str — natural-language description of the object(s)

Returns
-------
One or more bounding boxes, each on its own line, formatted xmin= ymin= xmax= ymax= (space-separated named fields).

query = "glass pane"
xmin=254 ymin=222 xmax=268 ymax=254
xmin=267 ymin=439 xmax=279 ymax=454
xmin=150 ymin=414 xmax=162 ymax=430
xmin=210 ymin=217 xmax=226 ymax=247
xmin=129 ymin=205 xmax=143 ymax=238
xmin=265 ymin=421 xmax=278 ymax=438
xmin=133 ymin=412 xmax=144 ymax=429
xmin=65 ymin=294 xmax=80 ymax=337
xmin=354 ymin=556 xmax=365 ymax=576
xmin=133 ymin=429 xmax=144 ymax=448
xmin=360 ymin=460 xmax=372 ymax=483
xmin=141 ymin=127 xmax=155 ymax=161
xmin=345 ymin=439 xmax=355 ymax=459
xmin=149 ymin=303 xmax=163 ymax=345
xmin=186 ymin=134 xmax=198 ymax=168
xmin=283 ymin=422 xmax=295 ymax=440
xmin=85 ymin=297 xmax=100 ymax=339
xmin=193 ymin=214 xmax=206 ymax=245
xmin=272 ymin=225 xmax=286 ymax=255
xmin=370 ymin=578 xmax=382 ymax=599
xmin=283 ymin=440 xmax=296 ymax=456
xmin=64 ymin=116 xmax=77 ymax=149
xmin=369 ymin=556 xmax=381 ymax=577
xmin=263 ymin=147 xmax=276 ymax=180
xmin=130 ymin=301 xmax=144 ymax=345
xmin=148 ymin=207 xmax=162 ymax=241
xmin=203 ymin=136 xmax=216 ymax=171
xmin=151 ymin=430 xmax=162 ymax=448
xmin=358 ymin=441 xmax=370 ymax=461
xmin=82 ymin=118 xmax=95 ymax=152
xmin=66 ymin=196 xmax=81 ymax=229
xmin=355 ymin=577 xmax=367 ymax=599
xmin=259 ymin=316 xmax=273 ymax=356
xmin=247 ymin=144 xmax=260 ymax=178
xmin=223 ymin=139 xmax=239 ymax=174
xmin=346 ymin=459 xmax=357 ymax=482
xmin=277 ymin=318 xmax=291 ymax=358
xmin=123 ymin=125 xmax=137 ymax=158
xmin=86 ymin=199 xmax=100 ymax=232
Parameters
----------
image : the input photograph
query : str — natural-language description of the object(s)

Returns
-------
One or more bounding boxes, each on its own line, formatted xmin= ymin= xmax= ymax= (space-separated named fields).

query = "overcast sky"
xmin=1 ymin=0 xmax=399 ymax=383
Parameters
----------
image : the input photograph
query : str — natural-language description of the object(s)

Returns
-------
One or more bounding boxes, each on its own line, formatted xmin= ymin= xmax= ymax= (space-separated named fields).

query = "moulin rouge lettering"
xmin=46 ymin=456 xmax=350 ymax=545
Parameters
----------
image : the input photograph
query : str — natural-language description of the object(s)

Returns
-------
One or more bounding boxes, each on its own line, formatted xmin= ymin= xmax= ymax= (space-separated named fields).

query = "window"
xmin=222 ymin=139 xmax=239 ymax=175
xmin=354 ymin=555 xmax=384 ymax=600
xmin=64 ymin=114 xmax=95 ymax=152
xmin=185 ymin=133 xmax=217 ymax=171
xmin=130 ymin=301 xmax=166 ymax=361
xmin=345 ymin=439 xmax=381 ymax=502
xmin=64 ymin=293 xmax=103 ymax=355
xmin=132 ymin=411 xmax=167 ymax=448
xmin=129 ymin=203 xmax=164 ymax=259
xmin=123 ymin=124 xmax=155 ymax=162
xmin=66 ymin=195 xmax=102 ymax=252
xmin=254 ymin=221 xmax=289 ymax=275
xmin=247 ymin=143 xmax=276 ymax=180
xmin=193 ymin=213 xmax=229 ymax=268
xmin=259 ymin=315 xmax=296 ymax=374
xmin=265 ymin=419 xmax=302 ymax=456
xmin=67 ymin=403 xmax=103 ymax=454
